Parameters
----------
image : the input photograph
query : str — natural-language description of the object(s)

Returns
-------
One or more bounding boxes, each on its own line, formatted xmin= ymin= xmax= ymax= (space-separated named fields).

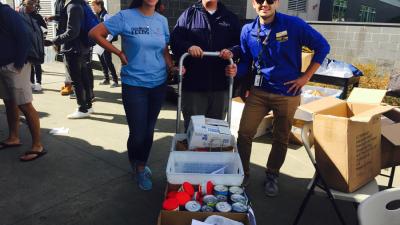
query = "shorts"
xmin=0 ymin=63 xmax=33 ymax=105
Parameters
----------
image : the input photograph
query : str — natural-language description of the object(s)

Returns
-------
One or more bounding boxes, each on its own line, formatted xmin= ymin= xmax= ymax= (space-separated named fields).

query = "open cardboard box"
xmin=301 ymin=52 xmax=314 ymax=72
xmin=158 ymin=184 xmax=251 ymax=225
xmin=299 ymin=88 xmax=394 ymax=192
xmin=381 ymin=108 xmax=400 ymax=169
xmin=231 ymin=97 xmax=273 ymax=138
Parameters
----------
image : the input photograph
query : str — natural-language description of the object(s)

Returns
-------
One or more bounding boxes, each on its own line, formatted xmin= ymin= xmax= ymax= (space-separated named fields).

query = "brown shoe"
xmin=61 ymin=84 xmax=73 ymax=96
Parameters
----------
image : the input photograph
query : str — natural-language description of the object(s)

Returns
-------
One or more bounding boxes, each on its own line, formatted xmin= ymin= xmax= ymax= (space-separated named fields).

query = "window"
xmin=332 ymin=0 xmax=347 ymax=21
xmin=288 ymin=0 xmax=307 ymax=12
xmin=359 ymin=5 xmax=376 ymax=22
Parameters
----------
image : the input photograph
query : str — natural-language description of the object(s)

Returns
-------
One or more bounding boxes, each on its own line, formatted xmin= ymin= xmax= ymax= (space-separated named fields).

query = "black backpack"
xmin=19 ymin=9 xmax=45 ymax=64
xmin=0 ymin=3 xmax=11 ymax=36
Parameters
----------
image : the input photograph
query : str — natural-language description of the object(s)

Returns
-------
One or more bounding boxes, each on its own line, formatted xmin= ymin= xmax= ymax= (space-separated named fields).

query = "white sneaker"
xmin=87 ymin=108 xmax=94 ymax=114
xmin=33 ymin=83 xmax=42 ymax=92
xmin=67 ymin=110 xmax=90 ymax=119
xmin=31 ymin=83 xmax=35 ymax=90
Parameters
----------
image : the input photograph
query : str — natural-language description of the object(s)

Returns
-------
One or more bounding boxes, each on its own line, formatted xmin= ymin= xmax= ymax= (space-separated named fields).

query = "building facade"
xmin=319 ymin=0 xmax=400 ymax=23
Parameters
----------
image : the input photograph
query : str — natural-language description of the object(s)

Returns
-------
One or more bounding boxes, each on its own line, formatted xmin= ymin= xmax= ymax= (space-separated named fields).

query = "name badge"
xmin=254 ymin=74 xmax=262 ymax=86
xmin=276 ymin=30 xmax=288 ymax=42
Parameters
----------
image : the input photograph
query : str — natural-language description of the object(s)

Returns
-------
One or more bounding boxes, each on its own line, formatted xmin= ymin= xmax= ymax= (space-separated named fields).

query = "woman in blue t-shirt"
xmin=89 ymin=0 xmax=174 ymax=191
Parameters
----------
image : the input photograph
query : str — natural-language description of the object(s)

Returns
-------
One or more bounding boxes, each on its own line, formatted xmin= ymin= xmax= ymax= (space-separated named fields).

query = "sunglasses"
xmin=255 ymin=0 xmax=276 ymax=5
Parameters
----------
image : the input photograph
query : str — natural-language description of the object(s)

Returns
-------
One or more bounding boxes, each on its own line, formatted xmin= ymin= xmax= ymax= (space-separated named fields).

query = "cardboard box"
xmin=301 ymin=52 xmax=314 ymax=72
xmin=289 ymin=119 xmax=306 ymax=145
xmin=158 ymin=184 xmax=251 ymax=225
xmin=230 ymin=97 xmax=273 ymax=138
xmin=157 ymin=211 xmax=250 ymax=225
xmin=294 ymin=85 xmax=342 ymax=122
xmin=299 ymin=88 xmax=393 ymax=192
xmin=187 ymin=116 xmax=233 ymax=150
xmin=290 ymin=86 xmax=342 ymax=145
xmin=381 ymin=108 xmax=400 ymax=169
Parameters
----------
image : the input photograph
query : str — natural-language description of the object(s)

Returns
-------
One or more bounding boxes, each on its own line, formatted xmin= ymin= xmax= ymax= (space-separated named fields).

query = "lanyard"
xmin=256 ymin=19 xmax=272 ymax=75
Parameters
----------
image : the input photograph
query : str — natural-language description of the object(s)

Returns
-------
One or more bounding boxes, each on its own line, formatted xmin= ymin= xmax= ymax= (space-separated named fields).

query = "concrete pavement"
xmin=0 ymin=62 xmax=398 ymax=225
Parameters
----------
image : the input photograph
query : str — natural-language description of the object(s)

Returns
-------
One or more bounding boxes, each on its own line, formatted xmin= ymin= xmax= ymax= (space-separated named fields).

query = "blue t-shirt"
xmin=104 ymin=8 xmax=170 ymax=88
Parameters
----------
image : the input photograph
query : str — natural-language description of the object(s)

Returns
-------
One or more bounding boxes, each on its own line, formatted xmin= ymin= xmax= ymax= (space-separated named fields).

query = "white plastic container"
xmin=166 ymin=151 xmax=244 ymax=186
xmin=300 ymin=85 xmax=342 ymax=105
xmin=294 ymin=85 xmax=343 ymax=121
xmin=171 ymin=133 xmax=238 ymax=152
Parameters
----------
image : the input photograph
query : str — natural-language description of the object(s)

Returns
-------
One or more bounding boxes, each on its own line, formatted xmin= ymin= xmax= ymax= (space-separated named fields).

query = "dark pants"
xmin=84 ymin=51 xmax=95 ymax=100
xmin=64 ymin=53 xmax=92 ymax=112
xmin=182 ymin=90 xmax=229 ymax=130
xmin=99 ymin=50 xmax=118 ymax=82
xmin=30 ymin=64 xmax=42 ymax=84
xmin=122 ymin=83 xmax=166 ymax=168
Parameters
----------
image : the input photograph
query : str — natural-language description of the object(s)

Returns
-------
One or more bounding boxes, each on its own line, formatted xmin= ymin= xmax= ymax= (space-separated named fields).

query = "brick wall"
xmin=310 ymin=22 xmax=400 ymax=73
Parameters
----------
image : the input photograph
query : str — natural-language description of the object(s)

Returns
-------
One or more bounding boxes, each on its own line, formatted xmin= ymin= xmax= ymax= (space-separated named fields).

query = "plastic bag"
xmin=315 ymin=58 xmax=363 ymax=78
xmin=387 ymin=72 xmax=400 ymax=97
xmin=204 ymin=215 xmax=244 ymax=225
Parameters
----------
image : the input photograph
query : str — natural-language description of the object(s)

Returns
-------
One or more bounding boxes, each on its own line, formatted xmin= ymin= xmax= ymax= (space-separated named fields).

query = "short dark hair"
xmin=129 ymin=0 xmax=162 ymax=11
xmin=92 ymin=0 xmax=105 ymax=10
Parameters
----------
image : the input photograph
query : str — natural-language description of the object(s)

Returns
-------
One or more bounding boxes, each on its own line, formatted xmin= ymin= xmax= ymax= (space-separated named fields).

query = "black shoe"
xmin=264 ymin=172 xmax=279 ymax=197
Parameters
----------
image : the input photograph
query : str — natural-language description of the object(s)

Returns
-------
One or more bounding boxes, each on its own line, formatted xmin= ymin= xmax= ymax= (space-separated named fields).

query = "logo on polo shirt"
xmin=276 ymin=30 xmax=288 ymax=42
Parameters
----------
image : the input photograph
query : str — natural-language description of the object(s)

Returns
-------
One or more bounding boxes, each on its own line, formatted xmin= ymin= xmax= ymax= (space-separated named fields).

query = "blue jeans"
xmin=122 ymin=83 xmax=166 ymax=169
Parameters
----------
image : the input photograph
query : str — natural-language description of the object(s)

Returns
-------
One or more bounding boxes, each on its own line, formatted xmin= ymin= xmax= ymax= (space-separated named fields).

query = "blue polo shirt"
xmin=237 ymin=13 xmax=330 ymax=96
xmin=104 ymin=8 xmax=169 ymax=88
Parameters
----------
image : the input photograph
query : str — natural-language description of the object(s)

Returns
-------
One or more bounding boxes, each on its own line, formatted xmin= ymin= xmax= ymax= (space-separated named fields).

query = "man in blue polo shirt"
xmin=237 ymin=0 xmax=330 ymax=196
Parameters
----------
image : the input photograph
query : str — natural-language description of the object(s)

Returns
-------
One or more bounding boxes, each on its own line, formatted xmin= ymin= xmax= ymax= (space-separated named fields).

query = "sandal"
xmin=20 ymin=149 xmax=47 ymax=162
xmin=0 ymin=141 xmax=22 ymax=150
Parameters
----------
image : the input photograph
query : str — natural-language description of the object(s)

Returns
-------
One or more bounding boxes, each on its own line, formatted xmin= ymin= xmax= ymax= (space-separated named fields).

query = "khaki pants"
xmin=237 ymin=87 xmax=300 ymax=176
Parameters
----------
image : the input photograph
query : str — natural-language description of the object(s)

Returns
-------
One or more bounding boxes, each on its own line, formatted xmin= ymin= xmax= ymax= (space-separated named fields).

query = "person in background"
xmin=45 ymin=0 xmax=93 ymax=119
xmin=170 ymin=0 xmax=239 ymax=130
xmin=236 ymin=0 xmax=330 ymax=196
xmin=91 ymin=0 xmax=119 ymax=88
xmin=89 ymin=0 xmax=176 ymax=191
xmin=19 ymin=0 xmax=47 ymax=92
xmin=0 ymin=2 xmax=46 ymax=161
xmin=45 ymin=0 xmax=74 ymax=96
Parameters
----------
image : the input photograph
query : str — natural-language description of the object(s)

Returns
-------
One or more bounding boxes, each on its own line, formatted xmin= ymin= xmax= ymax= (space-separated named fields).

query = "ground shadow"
xmin=0 ymin=99 xmax=387 ymax=225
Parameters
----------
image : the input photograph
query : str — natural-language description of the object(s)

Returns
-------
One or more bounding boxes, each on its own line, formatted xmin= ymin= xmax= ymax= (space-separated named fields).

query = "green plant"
xmin=354 ymin=63 xmax=399 ymax=106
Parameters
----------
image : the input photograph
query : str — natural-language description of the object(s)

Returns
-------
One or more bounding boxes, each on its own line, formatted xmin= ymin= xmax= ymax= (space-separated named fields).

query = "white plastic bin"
xmin=166 ymin=151 xmax=244 ymax=186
